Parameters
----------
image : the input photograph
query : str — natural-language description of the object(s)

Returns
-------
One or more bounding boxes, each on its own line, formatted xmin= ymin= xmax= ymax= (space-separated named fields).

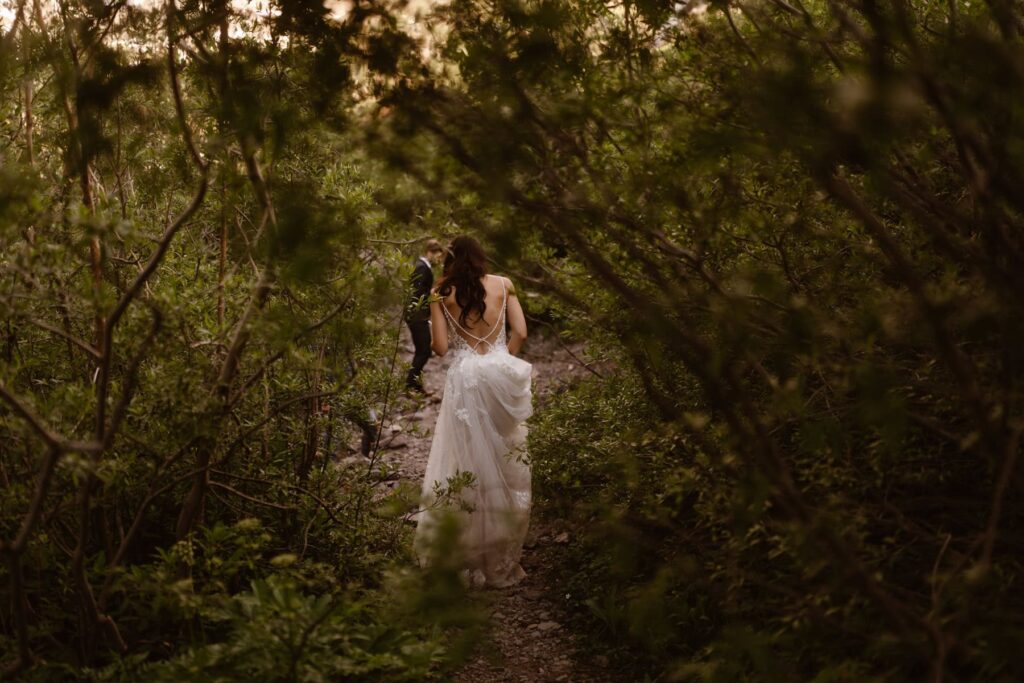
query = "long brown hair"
xmin=437 ymin=236 xmax=488 ymax=327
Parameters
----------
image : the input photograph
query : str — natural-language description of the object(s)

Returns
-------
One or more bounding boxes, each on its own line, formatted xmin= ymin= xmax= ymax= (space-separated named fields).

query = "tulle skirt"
xmin=414 ymin=349 xmax=533 ymax=587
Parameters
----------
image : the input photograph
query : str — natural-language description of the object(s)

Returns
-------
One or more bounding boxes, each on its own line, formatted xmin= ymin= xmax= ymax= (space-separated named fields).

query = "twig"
xmin=105 ymin=305 xmax=162 ymax=447
xmin=981 ymin=425 xmax=1023 ymax=566
xmin=0 ymin=384 xmax=100 ymax=453
xmin=231 ymin=298 xmax=353 ymax=405
xmin=367 ymin=235 xmax=437 ymax=246
xmin=210 ymin=469 xmax=348 ymax=526
xmin=216 ymin=390 xmax=341 ymax=466
xmin=27 ymin=318 xmax=101 ymax=359
xmin=363 ymin=310 xmax=405 ymax=477
xmin=524 ymin=314 xmax=604 ymax=379
xmin=208 ymin=480 xmax=296 ymax=511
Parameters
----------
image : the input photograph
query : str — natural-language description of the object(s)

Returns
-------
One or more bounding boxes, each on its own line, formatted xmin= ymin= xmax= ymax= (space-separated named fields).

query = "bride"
xmin=413 ymin=236 xmax=533 ymax=588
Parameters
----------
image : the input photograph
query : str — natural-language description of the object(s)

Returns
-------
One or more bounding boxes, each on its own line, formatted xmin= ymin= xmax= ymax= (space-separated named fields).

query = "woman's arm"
xmin=429 ymin=289 xmax=449 ymax=356
xmin=504 ymin=277 xmax=528 ymax=356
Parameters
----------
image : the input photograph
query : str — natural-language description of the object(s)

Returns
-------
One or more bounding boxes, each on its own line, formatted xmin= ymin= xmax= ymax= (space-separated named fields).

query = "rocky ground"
xmin=369 ymin=328 xmax=621 ymax=682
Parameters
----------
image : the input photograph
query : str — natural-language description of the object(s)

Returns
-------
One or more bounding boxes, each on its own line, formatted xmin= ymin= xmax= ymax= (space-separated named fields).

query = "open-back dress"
xmin=413 ymin=277 xmax=533 ymax=587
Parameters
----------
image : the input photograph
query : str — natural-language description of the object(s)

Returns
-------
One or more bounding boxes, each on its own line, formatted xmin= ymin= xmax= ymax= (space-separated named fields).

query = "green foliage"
xmin=4 ymin=0 xmax=1024 ymax=679
xmin=376 ymin=1 xmax=1024 ymax=679
xmin=529 ymin=367 xmax=1019 ymax=680
xmin=94 ymin=576 xmax=446 ymax=683
xmin=0 ymin=0 xmax=470 ymax=676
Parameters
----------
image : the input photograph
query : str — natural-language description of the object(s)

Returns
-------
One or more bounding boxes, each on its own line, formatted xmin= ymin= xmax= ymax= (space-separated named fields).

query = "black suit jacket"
xmin=405 ymin=259 xmax=434 ymax=322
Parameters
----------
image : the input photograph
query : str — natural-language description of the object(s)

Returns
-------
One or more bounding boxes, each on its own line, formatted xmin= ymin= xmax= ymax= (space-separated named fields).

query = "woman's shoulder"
xmin=490 ymin=274 xmax=516 ymax=295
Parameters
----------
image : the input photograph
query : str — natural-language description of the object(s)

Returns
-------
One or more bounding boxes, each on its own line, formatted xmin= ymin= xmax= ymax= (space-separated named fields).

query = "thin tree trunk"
xmin=114 ymin=102 xmax=128 ymax=219
xmin=298 ymin=345 xmax=326 ymax=481
xmin=55 ymin=6 xmax=113 ymax=658
xmin=22 ymin=23 xmax=35 ymax=167
xmin=217 ymin=6 xmax=229 ymax=327
xmin=218 ymin=172 xmax=228 ymax=327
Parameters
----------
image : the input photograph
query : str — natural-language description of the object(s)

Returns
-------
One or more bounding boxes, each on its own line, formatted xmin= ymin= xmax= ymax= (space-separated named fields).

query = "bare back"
xmin=430 ymin=273 xmax=528 ymax=357
xmin=442 ymin=274 xmax=508 ymax=353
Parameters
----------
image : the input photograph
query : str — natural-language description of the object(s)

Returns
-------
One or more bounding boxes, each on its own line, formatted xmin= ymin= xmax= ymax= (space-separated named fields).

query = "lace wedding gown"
xmin=414 ymin=279 xmax=533 ymax=587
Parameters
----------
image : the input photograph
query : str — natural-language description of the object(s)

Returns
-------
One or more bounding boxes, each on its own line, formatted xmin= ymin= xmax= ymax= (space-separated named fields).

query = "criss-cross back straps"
xmin=443 ymin=277 xmax=507 ymax=352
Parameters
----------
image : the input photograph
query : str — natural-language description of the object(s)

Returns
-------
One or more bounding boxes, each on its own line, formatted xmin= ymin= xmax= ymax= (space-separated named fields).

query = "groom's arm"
xmin=412 ymin=262 xmax=433 ymax=300
xmin=407 ymin=263 xmax=432 ymax=318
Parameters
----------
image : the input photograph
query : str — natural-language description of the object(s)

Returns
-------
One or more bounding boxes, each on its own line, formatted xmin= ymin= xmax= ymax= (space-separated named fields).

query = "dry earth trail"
xmin=370 ymin=330 xmax=622 ymax=682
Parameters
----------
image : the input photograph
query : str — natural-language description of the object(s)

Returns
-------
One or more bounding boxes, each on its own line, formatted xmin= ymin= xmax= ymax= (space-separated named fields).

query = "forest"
xmin=1 ymin=0 xmax=1022 ymax=680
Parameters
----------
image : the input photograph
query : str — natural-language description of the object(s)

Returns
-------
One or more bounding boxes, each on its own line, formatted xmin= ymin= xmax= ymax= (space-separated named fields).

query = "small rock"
xmin=536 ymin=621 xmax=561 ymax=632
xmin=554 ymin=531 xmax=570 ymax=544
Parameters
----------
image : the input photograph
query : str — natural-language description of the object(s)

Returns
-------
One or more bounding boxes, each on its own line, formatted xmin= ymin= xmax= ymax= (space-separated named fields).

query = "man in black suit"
xmin=405 ymin=239 xmax=444 ymax=393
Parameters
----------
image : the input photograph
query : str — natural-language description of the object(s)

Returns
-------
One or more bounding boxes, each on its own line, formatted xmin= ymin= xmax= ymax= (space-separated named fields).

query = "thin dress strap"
xmin=498 ymin=277 xmax=507 ymax=324
xmin=442 ymin=276 xmax=508 ymax=352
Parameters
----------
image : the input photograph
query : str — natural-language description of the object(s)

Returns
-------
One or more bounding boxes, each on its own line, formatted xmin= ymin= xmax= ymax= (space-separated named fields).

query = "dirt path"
xmin=373 ymin=330 xmax=617 ymax=682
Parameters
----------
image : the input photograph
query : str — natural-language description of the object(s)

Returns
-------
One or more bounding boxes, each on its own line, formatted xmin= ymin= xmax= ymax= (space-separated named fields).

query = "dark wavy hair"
xmin=437 ymin=236 xmax=488 ymax=327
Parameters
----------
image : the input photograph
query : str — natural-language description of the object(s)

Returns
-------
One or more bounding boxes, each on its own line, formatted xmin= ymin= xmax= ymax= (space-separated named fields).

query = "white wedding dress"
xmin=414 ymin=279 xmax=533 ymax=587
